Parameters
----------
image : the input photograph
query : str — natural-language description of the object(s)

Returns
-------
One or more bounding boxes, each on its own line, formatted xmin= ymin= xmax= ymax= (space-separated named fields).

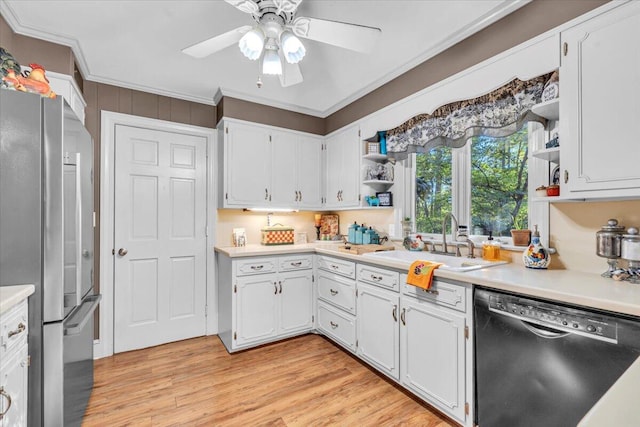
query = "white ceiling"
xmin=1 ymin=0 xmax=530 ymax=117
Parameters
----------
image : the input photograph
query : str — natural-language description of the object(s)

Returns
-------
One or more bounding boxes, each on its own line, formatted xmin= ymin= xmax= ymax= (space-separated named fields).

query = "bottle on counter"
xmin=348 ymin=222 xmax=358 ymax=244
xmin=522 ymin=224 xmax=550 ymax=269
xmin=482 ymin=232 xmax=501 ymax=261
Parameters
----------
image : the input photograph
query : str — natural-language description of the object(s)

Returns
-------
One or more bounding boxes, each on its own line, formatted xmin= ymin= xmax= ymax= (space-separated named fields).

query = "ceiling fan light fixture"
xmin=238 ymin=28 xmax=265 ymax=60
xmin=280 ymin=31 xmax=306 ymax=64
xmin=262 ymin=49 xmax=283 ymax=75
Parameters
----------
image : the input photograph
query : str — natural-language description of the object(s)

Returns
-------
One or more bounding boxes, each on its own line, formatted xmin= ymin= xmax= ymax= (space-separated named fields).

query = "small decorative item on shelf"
xmin=511 ymin=229 xmax=531 ymax=246
xmin=376 ymin=191 xmax=392 ymax=206
xmin=365 ymin=195 xmax=380 ymax=207
xmin=522 ymin=225 xmax=550 ymax=269
xmin=314 ymin=214 xmax=322 ymax=241
xmin=232 ymin=228 xmax=247 ymax=247
xmin=546 ymin=184 xmax=560 ymax=197
xmin=367 ymin=141 xmax=380 ymax=154
xmin=541 ymin=70 xmax=559 ymax=102
xmin=0 ymin=47 xmax=22 ymax=88
xmin=407 ymin=234 xmax=425 ymax=251
xmin=535 ymin=185 xmax=547 ymax=197
xmin=545 ymin=132 xmax=560 ymax=149
xmin=378 ymin=130 xmax=387 ymax=155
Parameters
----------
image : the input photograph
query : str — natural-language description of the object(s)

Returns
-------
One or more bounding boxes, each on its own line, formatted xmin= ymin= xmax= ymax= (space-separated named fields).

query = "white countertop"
xmin=578 ymin=356 xmax=640 ymax=426
xmin=0 ymin=284 xmax=35 ymax=315
xmin=216 ymin=243 xmax=640 ymax=317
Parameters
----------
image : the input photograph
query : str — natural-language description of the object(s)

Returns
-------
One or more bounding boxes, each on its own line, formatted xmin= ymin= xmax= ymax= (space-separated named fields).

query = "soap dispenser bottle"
xmin=482 ymin=232 xmax=501 ymax=261
xmin=522 ymin=224 xmax=550 ymax=269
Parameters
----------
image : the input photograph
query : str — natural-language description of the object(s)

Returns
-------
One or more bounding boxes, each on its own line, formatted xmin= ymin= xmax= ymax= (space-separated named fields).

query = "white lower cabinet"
xmin=217 ymin=253 xmax=314 ymax=352
xmin=0 ymin=300 xmax=29 ymax=427
xmin=400 ymin=294 xmax=467 ymax=424
xmin=356 ymin=282 xmax=400 ymax=380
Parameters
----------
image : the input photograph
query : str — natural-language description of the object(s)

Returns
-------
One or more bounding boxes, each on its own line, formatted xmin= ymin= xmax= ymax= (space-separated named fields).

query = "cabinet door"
xmin=270 ymin=130 xmax=298 ymax=207
xmin=356 ymin=282 xmax=400 ymax=380
xmin=400 ymin=297 xmax=466 ymax=423
xmin=296 ymin=136 xmax=323 ymax=208
xmin=325 ymin=125 xmax=360 ymax=208
xmin=561 ymin=2 xmax=640 ymax=197
xmin=0 ymin=344 xmax=28 ymax=427
xmin=278 ymin=270 xmax=313 ymax=335
xmin=225 ymin=122 xmax=272 ymax=206
xmin=235 ymin=274 xmax=278 ymax=346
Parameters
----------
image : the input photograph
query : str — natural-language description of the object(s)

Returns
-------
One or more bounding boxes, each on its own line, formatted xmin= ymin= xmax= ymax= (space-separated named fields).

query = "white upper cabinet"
xmin=325 ymin=125 xmax=361 ymax=208
xmin=560 ymin=1 xmax=640 ymax=198
xmin=220 ymin=119 xmax=323 ymax=209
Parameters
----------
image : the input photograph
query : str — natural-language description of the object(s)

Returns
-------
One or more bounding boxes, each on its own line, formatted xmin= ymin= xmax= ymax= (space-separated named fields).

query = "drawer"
xmin=317 ymin=272 xmax=356 ymax=314
xmin=317 ymin=255 xmax=356 ymax=279
xmin=235 ymin=257 xmax=277 ymax=276
xmin=401 ymin=274 xmax=467 ymax=313
xmin=357 ymin=264 xmax=399 ymax=291
xmin=279 ymin=254 xmax=313 ymax=271
xmin=0 ymin=299 xmax=29 ymax=361
xmin=317 ymin=302 xmax=356 ymax=352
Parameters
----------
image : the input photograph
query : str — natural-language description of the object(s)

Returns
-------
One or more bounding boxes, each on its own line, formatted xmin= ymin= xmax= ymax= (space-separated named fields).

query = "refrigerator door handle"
xmin=73 ymin=152 xmax=83 ymax=308
xmin=64 ymin=294 xmax=101 ymax=336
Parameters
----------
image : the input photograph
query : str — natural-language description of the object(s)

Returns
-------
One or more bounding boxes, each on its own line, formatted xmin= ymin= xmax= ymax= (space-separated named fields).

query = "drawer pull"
xmin=401 ymin=308 xmax=406 ymax=326
xmin=0 ymin=386 xmax=12 ymax=419
xmin=392 ymin=304 xmax=398 ymax=322
xmin=330 ymin=321 xmax=339 ymax=329
xmin=330 ymin=264 xmax=339 ymax=270
xmin=290 ymin=261 xmax=302 ymax=267
xmin=329 ymin=289 xmax=338 ymax=296
xmin=274 ymin=282 xmax=278 ymax=294
xmin=250 ymin=265 xmax=264 ymax=271
xmin=425 ymin=289 xmax=439 ymax=296
xmin=370 ymin=274 xmax=383 ymax=281
xmin=278 ymin=281 xmax=282 ymax=294
xmin=7 ymin=322 xmax=26 ymax=339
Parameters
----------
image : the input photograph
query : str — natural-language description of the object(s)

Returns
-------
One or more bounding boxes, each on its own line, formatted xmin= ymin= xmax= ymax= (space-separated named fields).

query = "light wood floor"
xmin=83 ymin=334 xmax=455 ymax=426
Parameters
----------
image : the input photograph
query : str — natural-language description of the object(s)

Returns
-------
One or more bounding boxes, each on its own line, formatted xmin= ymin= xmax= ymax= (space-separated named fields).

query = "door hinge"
xmin=205 ymin=305 xmax=208 ymax=316
xmin=358 ymin=194 xmax=361 ymax=201
xmin=205 ymin=226 xmax=209 ymax=237
xmin=225 ymin=192 xmax=228 ymax=200
xmin=564 ymin=169 xmax=569 ymax=184
xmin=225 ymin=127 xmax=228 ymax=134
xmin=563 ymin=42 xmax=568 ymax=56
xmin=465 ymin=402 xmax=469 ymax=415
xmin=312 ymin=315 xmax=315 ymax=323
xmin=356 ymin=339 xmax=359 ymax=347
xmin=355 ymin=288 xmax=358 ymax=297
xmin=358 ymin=129 xmax=361 ymax=137
xmin=312 ymin=274 xmax=315 ymax=283
xmin=233 ymin=331 xmax=237 ymax=340
xmin=269 ymin=135 xmax=272 ymax=142
xmin=112 ymin=248 xmax=115 ymax=255
xmin=27 ymin=355 xmax=31 ymax=367
xmin=465 ymin=325 xmax=469 ymax=339
xmin=234 ymin=284 xmax=237 ymax=293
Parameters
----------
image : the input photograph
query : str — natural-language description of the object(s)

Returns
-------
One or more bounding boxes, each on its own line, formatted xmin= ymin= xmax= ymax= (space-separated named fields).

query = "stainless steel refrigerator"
xmin=0 ymin=89 xmax=100 ymax=426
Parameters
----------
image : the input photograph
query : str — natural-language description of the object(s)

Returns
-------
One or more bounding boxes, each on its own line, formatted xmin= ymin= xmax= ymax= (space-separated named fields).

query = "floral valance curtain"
xmin=385 ymin=72 xmax=556 ymax=159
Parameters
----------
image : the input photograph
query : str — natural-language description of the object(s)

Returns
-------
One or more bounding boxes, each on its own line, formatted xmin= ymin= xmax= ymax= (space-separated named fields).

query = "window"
xmin=415 ymin=147 xmax=452 ymax=233
xmin=470 ymin=129 xmax=528 ymax=237
xmin=413 ymin=128 xmax=528 ymax=237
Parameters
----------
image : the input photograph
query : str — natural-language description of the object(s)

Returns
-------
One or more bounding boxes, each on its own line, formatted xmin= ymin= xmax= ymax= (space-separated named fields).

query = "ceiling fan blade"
xmin=291 ymin=17 xmax=381 ymax=53
xmin=182 ymin=25 xmax=252 ymax=58
xmin=274 ymin=0 xmax=303 ymax=14
xmin=279 ymin=56 xmax=303 ymax=87
xmin=224 ymin=0 xmax=259 ymax=14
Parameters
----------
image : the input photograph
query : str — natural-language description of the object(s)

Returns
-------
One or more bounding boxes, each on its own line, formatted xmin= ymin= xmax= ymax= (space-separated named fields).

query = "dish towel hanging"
xmin=407 ymin=260 xmax=443 ymax=290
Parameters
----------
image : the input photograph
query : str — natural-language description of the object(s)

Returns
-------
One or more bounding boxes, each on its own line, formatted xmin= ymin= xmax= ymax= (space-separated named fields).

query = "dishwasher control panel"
xmin=488 ymin=295 xmax=618 ymax=342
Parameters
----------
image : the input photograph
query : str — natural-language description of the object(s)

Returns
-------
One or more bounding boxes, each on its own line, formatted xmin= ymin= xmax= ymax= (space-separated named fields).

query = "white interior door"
xmin=114 ymin=124 xmax=207 ymax=353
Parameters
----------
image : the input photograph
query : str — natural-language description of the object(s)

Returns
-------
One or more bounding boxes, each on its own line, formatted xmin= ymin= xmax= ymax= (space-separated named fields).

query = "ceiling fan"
xmin=182 ymin=0 xmax=382 ymax=87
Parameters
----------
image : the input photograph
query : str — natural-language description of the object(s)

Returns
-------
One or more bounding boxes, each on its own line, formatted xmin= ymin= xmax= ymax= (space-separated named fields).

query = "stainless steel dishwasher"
xmin=474 ymin=287 xmax=640 ymax=427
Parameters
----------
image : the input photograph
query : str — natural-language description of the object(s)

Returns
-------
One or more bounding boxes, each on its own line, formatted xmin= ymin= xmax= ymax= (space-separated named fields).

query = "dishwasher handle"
xmin=521 ymin=320 xmax=570 ymax=339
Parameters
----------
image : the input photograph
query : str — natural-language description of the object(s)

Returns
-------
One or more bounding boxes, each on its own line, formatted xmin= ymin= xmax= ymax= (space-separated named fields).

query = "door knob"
xmin=118 ymin=248 xmax=128 ymax=256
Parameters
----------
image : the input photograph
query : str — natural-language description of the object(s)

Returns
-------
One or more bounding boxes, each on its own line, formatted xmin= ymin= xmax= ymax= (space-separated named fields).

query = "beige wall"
xmin=550 ymin=200 xmax=640 ymax=274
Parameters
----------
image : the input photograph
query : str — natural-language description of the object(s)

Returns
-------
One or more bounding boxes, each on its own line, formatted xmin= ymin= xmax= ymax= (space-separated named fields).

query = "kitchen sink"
xmin=361 ymin=250 xmax=507 ymax=272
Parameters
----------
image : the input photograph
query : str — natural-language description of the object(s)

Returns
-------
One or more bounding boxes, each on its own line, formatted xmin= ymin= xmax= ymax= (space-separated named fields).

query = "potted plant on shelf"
xmin=510 ymin=228 xmax=531 ymax=246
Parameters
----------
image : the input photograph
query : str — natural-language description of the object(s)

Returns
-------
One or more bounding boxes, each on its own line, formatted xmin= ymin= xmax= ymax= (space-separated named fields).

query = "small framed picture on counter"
xmin=376 ymin=191 xmax=392 ymax=206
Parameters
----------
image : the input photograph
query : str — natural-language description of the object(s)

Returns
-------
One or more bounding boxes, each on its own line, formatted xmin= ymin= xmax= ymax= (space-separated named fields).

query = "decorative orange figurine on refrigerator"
xmin=2 ymin=63 xmax=56 ymax=98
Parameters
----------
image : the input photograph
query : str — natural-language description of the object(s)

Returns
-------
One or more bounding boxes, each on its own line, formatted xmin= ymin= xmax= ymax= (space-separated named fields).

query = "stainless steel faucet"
xmin=442 ymin=213 xmax=458 ymax=254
